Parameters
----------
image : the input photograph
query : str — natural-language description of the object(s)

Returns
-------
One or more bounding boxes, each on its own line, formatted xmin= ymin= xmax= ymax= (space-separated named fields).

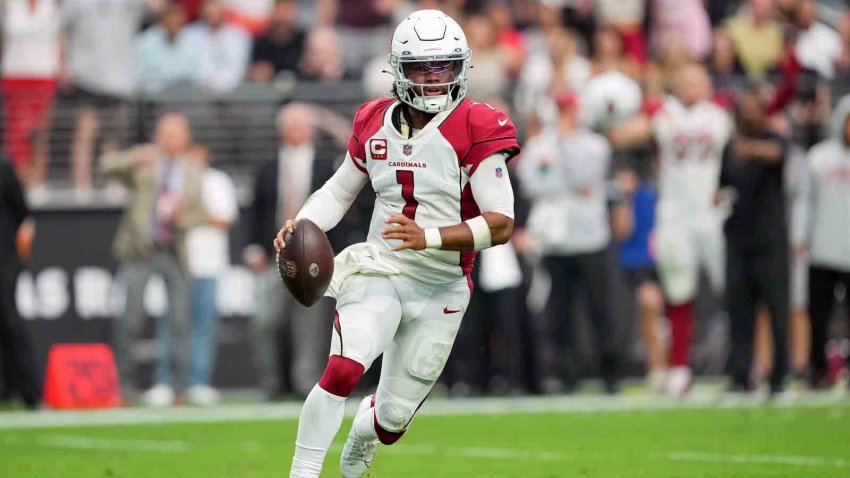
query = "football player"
xmin=274 ymin=10 xmax=519 ymax=478
xmin=608 ymin=63 xmax=732 ymax=396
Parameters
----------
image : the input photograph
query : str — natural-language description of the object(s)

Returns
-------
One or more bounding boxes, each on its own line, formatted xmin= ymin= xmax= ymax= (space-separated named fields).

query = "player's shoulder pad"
xmin=351 ymin=97 xmax=395 ymax=141
xmin=466 ymin=101 xmax=519 ymax=146
xmin=440 ymin=100 xmax=520 ymax=175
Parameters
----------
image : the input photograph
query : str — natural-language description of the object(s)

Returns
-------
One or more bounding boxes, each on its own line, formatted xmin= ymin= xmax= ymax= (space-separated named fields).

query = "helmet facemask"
xmin=390 ymin=52 xmax=470 ymax=114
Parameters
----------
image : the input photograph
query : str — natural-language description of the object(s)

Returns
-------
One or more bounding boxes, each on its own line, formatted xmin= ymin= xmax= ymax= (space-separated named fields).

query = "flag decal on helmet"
xmin=495 ymin=167 xmax=503 ymax=178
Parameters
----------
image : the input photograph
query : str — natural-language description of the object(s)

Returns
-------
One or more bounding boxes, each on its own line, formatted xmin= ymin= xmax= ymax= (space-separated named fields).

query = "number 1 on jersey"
xmin=396 ymin=170 xmax=418 ymax=220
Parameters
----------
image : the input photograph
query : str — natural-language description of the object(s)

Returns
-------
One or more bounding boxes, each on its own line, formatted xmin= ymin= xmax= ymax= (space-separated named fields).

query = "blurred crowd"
xmin=3 ymin=0 xmax=850 ymax=407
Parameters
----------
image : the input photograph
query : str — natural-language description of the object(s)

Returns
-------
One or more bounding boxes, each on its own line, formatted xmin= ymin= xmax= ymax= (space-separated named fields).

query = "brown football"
xmin=276 ymin=219 xmax=334 ymax=307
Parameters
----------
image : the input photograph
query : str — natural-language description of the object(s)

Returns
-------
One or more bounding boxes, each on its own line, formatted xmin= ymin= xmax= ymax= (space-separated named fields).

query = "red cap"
xmin=555 ymin=90 xmax=578 ymax=110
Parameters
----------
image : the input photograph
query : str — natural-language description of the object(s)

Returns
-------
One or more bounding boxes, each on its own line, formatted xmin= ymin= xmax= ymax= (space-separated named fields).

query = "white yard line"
xmin=1 ymin=434 xmax=189 ymax=454
xmin=327 ymin=444 xmax=573 ymax=462
xmin=0 ymin=392 xmax=847 ymax=430
xmin=665 ymin=451 xmax=850 ymax=469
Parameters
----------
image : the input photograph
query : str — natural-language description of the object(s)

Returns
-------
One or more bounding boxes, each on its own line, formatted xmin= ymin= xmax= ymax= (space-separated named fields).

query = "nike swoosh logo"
xmin=443 ymin=307 xmax=461 ymax=314
xmin=498 ymin=118 xmax=508 ymax=126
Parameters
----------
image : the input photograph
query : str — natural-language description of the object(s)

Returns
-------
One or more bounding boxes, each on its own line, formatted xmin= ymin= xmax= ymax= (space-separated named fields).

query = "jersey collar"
xmin=383 ymin=100 xmax=458 ymax=141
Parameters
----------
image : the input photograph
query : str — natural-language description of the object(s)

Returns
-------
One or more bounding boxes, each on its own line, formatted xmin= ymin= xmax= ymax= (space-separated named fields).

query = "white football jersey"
xmin=347 ymin=98 xmax=519 ymax=284
xmin=652 ymin=97 xmax=732 ymax=221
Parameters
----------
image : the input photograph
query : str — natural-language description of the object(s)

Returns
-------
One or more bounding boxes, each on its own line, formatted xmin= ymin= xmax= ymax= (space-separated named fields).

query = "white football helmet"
xmin=580 ymin=71 xmax=642 ymax=132
xmin=389 ymin=10 xmax=471 ymax=113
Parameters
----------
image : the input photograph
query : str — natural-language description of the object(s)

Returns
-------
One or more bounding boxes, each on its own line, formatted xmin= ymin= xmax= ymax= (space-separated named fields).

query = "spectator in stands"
xmin=797 ymin=95 xmax=850 ymax=390
xmin=62 ymin=0 xmax=162 ymax=191
xmin=297 ymin=26 xmax=346 ymax=82
xmin=0 ymin=155 xmax=40 ymax=409
xmin=317 ymin=0 xmax=393 ymax=77
xmin=184 ymin=0 xmax=252 ymax=93
xmin=518 ymin=91 xmax=619 ymax=394
xmin=648 ymin=0 xmax=713 ymax=62
xmin=724 ymin=0 xmax=783 ymax=79
xmin=1 ymin=0 xmax=61 ymax=187
xmin=223 ymin=0 xmax=273 ymax=37
xmin=515 ymin=27 xmax=590 ymax=122
xmin=793 ymin=0 xmax=841 ymax=80
xmin=244 ymin=103 xmax=336 ymax=398
xmin=522 ymin=0 xmax=566 ymax=56
xmin=720 ymin=88 xmax=790 ymax=394
xmin=590 ymin=24 xmax=634 ymax=77
xmin=835 ymin=12 xmax=850 ymax=75
xmin=485 ymin=1 xmax=525 ymax=77
xmin=595 ymin=0 xmax=646 ymax=64
xmin=136 ymin=3 xmax=204 ymax=94
xmin=464 ymin=14 xmax=509 ymax=102
xmin=708 ymin=30 xmax=747 ymax=97
xmin=184 ymin=145 xmax=238 ymax=406
xmin=247 ymin=0 xmax=306 ymax=83
xmin=100 ymin=113 xmax=207 ymax=407
xmin=177 ymin=0 xmax=203 ymax=21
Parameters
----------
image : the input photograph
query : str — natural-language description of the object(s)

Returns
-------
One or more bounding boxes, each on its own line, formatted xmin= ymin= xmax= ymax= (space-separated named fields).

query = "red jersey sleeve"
xmin=346 ymin=97 xmax=394 ymax=174
xmin=464 ymin=103 xmax=520 ymax=176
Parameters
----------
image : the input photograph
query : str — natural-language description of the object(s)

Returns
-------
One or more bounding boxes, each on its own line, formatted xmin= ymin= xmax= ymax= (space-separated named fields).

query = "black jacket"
xmin=0 ymin=158 xmax=28 ymax=265
xmin=249 ymin=146 xmax=370 ymax=257
xmin=720 ymin=131 xmax=788 ymax=247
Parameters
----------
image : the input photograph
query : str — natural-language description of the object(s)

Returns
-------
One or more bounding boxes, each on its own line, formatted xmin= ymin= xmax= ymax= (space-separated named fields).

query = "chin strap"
xmin=399 ymin=109 xmax=411 ymax=139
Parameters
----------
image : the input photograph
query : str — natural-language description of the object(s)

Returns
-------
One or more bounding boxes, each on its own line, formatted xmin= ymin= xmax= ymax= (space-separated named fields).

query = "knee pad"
xmin=405 ymin=337 xmax=453 ymax=382
xmin=317 ymin=355 xmax=364 ymax=397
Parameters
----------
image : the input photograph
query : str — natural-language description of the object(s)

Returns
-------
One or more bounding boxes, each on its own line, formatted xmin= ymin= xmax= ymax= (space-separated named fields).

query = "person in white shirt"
xmin=797 ymin=94 xmax=850 ymax=390
xmin=135 ymin=4 xmax=204 ymax=94
xmin=184 ymin=145 xmax=238 ymax=405
xmin=794 ymin=0 xmax=841 ymax=80
xmin=519 ymin=90 xmax=619 ymax=394
xmin=183 ymin=0 xmax=252 ymax=93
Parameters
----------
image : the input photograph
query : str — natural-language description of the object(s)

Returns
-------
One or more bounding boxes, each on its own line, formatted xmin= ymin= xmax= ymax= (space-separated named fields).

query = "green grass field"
xmin=1 ymin=396 xmax=848 ymax=478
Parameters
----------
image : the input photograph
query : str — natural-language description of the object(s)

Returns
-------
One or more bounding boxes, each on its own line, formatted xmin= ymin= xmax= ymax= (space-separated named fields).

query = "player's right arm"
xmin=274 ymin=153 xmax=368 ymax=252
xmin=606 ymin=114 xmax=653 ymax=150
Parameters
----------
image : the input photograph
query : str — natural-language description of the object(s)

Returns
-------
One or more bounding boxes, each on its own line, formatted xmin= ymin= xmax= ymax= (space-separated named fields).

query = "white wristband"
xmin=464 ymin=215 xmax=492 ymax=251
xmin=424 ymin=227 xmax=442 ymax=249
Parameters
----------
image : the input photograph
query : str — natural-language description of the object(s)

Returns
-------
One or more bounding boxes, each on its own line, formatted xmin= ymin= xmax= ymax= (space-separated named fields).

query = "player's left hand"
xmin=382 ymin=214 xmax=426 ymax=251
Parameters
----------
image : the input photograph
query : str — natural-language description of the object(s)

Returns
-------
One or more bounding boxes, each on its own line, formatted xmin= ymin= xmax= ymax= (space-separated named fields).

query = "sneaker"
xmin=340 ymin=395 xmax=378 ymax=478
xmin=666 ymin=366 xmax=692 ymax=398
xmin=833 ymin=370 xmax=849 ymax=399
xmin=141 ymin=384 xmax=175 ymax=408
xmin=645 ymin=369 xmax=667 ymax=395
xmin=186 ymin=385 xmax=220 ymax=406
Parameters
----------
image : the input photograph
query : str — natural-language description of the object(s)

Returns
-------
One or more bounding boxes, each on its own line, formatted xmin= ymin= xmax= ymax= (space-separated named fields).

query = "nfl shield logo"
xmin=403 ymin=144 xmax=413 ymax=156
xmin=495 ymin=167 xmax=504 ymax=178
